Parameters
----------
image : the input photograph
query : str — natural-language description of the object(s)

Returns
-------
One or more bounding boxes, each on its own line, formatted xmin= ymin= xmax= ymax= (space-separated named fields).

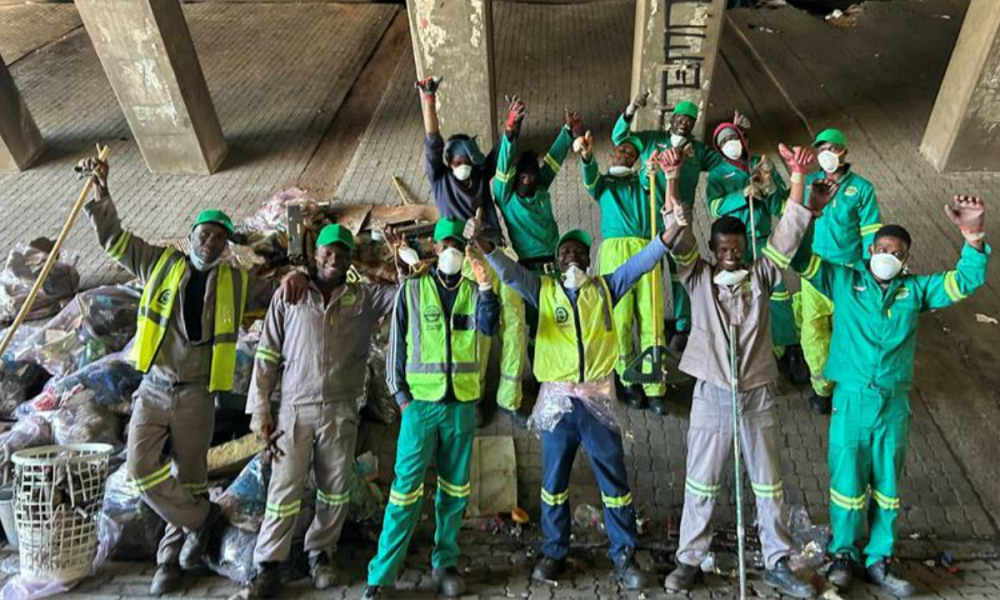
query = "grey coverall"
xmin=247 ymin=281 xmax=396 ymax=564
xmin=667 ymin=202 xmax=813 ymax=570
xmin=86 ymin=194 xmax=276 ymax=566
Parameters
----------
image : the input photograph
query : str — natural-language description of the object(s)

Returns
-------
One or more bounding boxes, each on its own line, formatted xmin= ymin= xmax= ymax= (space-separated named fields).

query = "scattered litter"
xmin=787 ymin=505 xmax=830 ymax=570
xmin=573 ymin=504 xmax=604 ymax=532
xmin=207 ymin=434 xmax=264 ymax=478
xmin=511 ymin=507 xmax=530 ymax=524
xmin=975 ymin=313 xmax=998 ymax=325
xmin=217 ymin=455 xmax=272 ymax=532
xmin=0 ymin=240 xmax=80 ymax=325
xmin=824 ymin=3 xmax=863 ymax=28
xmin=97 ymin=465 xmax=165 ymax=561
xmin=935 ymin=14 xmax=952 ymax=20
xmin=938 ymin=551 xmax=959 ymax=574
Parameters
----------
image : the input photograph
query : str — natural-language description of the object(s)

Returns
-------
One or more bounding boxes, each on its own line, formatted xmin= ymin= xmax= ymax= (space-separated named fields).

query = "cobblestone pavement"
xmin=2 ymin=1 xmax=1000 ymax=599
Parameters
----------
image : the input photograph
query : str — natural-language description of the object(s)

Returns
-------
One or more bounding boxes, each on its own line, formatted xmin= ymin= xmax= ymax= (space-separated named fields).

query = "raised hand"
xmin=806 ymin=179 xmax=839 ymax=216
xmin=505 ymin=95 xmax=526 ymax=133
xmin=565 ymin=110 xmax=584 ymax=138
xmin=74 ymin=156 xmax=109 ymax=190
xmin=657 ymin=147 xmax=684 ymax=175
xmin=734 ymin=110 xmax=751 ymax=132
xmin=944 ymin=195 xmax=986 ymax=240
xmin=466 ymin=246 xmax=490 ymax=287
xmin=575 ymin=130 xmax=594 ymax=160
xmin=625 ymin=90 xmax=651 ymax=118
xmin=415 ymin=76 xmax=441 ymax=97
xmin=778 ymin=143 xmax=817 ymax=174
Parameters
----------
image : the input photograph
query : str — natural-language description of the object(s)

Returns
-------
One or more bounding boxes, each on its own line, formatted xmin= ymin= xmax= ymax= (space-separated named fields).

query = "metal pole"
xmin=728 ymin=323 xmax=747 ymax=599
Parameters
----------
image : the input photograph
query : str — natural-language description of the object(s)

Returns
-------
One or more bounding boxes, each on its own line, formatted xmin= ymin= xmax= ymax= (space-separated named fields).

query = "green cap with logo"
xmin=191 ymin=209 xmax=235 ymax=238
xmin=673 ymin=101 xmax=700 ymax=120
xmin=813 ymin=128 xmax=847 ymax=149
xmin=434 ymin=218 xmax=467 ymax=243
xmin=316 ymin=223 xmax=355 ymax=250
xmin=557 ymin=229 xmax=592 ymax=250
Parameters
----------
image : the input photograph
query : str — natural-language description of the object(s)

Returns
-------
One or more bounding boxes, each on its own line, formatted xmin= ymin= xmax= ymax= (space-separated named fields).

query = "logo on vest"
xmin=423 ymin=306 xmax=442 ymax=324
xmin=554 ymin=307 xmax=570 ymax=324
xmin=845 ymin=186 xmax=858 ymax=197
xmin=156 ymin=289 xmax=173 ymax=307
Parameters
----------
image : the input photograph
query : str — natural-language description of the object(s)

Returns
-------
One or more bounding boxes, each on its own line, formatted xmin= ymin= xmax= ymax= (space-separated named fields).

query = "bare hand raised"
xmin=415 ymin=76 xmax=441 ymax=97
xmin=944 ymin=195 xmax=986 ymax=240
xmin=505 ymin=95 xmax=526 ymax=133
xmin=778 ymin=143 xmax=817 ymax=174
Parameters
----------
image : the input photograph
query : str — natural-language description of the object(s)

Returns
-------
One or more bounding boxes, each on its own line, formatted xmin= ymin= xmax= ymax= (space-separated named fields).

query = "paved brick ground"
xmin=0 ymin=3 xmax=80 ymax=65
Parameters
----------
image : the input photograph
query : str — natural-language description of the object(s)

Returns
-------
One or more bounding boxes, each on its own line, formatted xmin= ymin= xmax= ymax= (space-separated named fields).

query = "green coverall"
xmin=582 ymin=155 xmax=665 ymax=397
xmin=705 ymin=157 xmax=798 ymax=348
xmin=611 ymin=113 xmax=724 ymax=334
xmin=799 ymin=242 xmax=990 ymax=566
xmin=799 ymin=168 xmax=882 ymax=397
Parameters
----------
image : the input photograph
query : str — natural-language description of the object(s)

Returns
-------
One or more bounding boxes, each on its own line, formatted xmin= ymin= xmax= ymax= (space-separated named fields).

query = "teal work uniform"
xmin=799 ymin=242 xmax=990 ymax=566
xmin=799 ymin=167 xmax=882 ymax=397
xmin=582 ymin=155 xmax=666 ymax=397
xmin=611 ymin=113 xmax=724 ymax=333
xmin=705 ymin=157 xmax=798 ymax=348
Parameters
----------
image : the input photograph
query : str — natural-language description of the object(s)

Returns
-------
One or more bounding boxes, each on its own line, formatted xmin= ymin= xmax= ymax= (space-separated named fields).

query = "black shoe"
xmin=622 ymin=384 xmax=647 ymax=409
xmin=866 ymin=558 xmax=915 ymax=597
xmin=431 ymin=566 xmax=466 ymax=597
xmin=667 ymin=332 xmax=688 ymax=356
xmin=309 ymin=552 xmax=338 ymax=590
xmin=613 ymin=548 xmax=648 ymax=590
xmin=663 ymin=562 xmax=701 ymax=591
xmin=764 ymin=557 xmax=815 ymax=598
xmin=531 ymin=556 xmax=566 ymax=582
xmin=647 ymin=396 xmax=668 ymax=416
xmin=808 ymin=392 xmax=831 ymax=415
xmin=179 ymin=502 xmax=221 ymax=570
xmin=247 ymin=563 xmax=282 ymax=598
xmin=361 ymin=585 xmax=382 ymax=599
xmin=500 ymin=407 xmax=529 ymax=430
xmin=827 ymin=553 xmax=856 ymax=591
xmin=784 ymin=345 xmax=811 ymax=385
xmin=149 ymin=563 xmax=182 ymax=597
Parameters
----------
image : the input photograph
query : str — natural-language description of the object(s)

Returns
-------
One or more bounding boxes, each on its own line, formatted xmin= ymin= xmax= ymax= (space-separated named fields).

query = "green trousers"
xmin=798 ymin=279 xmax=835 ymax=396
xmin=666 ymin=253 xmax=691 ymax=333
xmin=367 ymin=401 xmax=476 ymax=586
xmin=828 ymin=387 xmax=910 ymax=567
xmin=599 ymin=237 xmax=666 ymax=397
xmin=769 ymin=281 xmax=799 ymax=349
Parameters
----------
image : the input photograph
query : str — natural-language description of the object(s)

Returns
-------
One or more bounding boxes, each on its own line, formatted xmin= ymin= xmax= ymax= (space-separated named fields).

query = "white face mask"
xmin=189 ymin=252 xmax=221 ymax=272
xmin=870 ymin=253 xmax=904 ymax=281
xmin=713 ymin=269 xmax=749 ymax=287
xmin=397 ymin=246 xmax=421 ymax=267
xmin=818 ymin=150 xmax=841 ymax=173
xmin=721 ymin=139 xmax=743 ymax=161
xmin=670 ymin=134 xmax=689 ymax=149
xmin=437 ymin=247 xmax=464 ymax=275
xmin=452 ymin=164 xmax=473 ymax=181
xmin=561 ymin=264 xmax=588 ymax=290
xmin=608 ymin=165 xmax=634 ymax=178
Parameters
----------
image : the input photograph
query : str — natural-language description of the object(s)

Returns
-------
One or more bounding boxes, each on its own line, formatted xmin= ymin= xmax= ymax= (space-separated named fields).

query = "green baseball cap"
xmin=191 ymin=209 xmax=234 ymax=237
xmin=315 ymin=224 xmax=355 ymax=250
xmin=619 ymin=134 xmax=644 ymax=153
xmin=813 ymin=128 xmax=847 ymax=148
xmin=673 ymin=101 xmax=699 ymax=120
xmin=557 ymin=229 xmax=592 ymax=250
xmin=433 ymin=218 xmax=467 ymax=243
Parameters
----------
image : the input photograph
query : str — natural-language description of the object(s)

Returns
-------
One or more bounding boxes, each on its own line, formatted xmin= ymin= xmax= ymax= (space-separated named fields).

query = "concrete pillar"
xmin=0 ymin=52 xmax=44 ymax=172
xmin=75 ymin=0 xmax=227 ymax=174
xmin=407 ymin=0 xmax=497 ymax=147
xmin=630 ymin=0 xmax=726 ymax=137
xmin=922 ymin=0 xmax=1000 ymax=172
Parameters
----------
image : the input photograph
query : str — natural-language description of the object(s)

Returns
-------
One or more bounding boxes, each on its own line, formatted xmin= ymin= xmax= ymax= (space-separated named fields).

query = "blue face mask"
xmin=189 ymin=232 xmax=223 ymax=272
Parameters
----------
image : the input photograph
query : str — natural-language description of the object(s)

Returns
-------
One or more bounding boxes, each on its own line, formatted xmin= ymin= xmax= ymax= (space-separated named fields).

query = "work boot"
xmin=179 ymin=502 xmax=221 ymax=570
xmin=149 ymin=563 xmax=182 ymax=597
xmin=309 ymin=552 xmax=338 ymax=590
xmin=647 ymin=396 xmax=668 ymax=416
xmin=612 ymin=548 xmax=648 ymax=590
xmin=663 ymin=562 xmax=701 ymax=591
xmin=361 ymin=585 xmax=382 ymax=599
xmin=827 ymin=553 xmax=856 ymax=591
xmin=866 ymin=558 xmax=915 ymax=597
xmin=764 ymin=557 xmax=815 ymax=599
xmin=431 ymin=566 xmax=466 ymax=597
xmin=808 ymin=392 xmax=831 ymax=415
xmin=500 ymin=406 xmax=529 ymax=430
xmin=531 ymin=556 xmax=566 ymax=582
xmin=247 ymin=562 xmax=281 ymax=598
xmin=623 ymin=384 xmax=647 ymax=409
xmin=667 ymin=332 xmax=688 ymax=356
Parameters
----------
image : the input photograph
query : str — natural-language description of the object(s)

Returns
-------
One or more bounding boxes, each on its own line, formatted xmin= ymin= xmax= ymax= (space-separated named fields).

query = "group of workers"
xmin=71 ymin=73 xmax=989 ymax=600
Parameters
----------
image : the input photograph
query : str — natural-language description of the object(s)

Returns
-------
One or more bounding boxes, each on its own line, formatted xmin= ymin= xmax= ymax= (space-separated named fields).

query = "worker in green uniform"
xmin=798 ymin=195 xmax=989 ymax=597
xmin=577 ymin=129 xmax=669 ymax=415
xmin=364 ymin=218 xmax=500 ymax=599
xmin=611 ymin=93 xmax=724 ymax=355
xmin=705 ymin=119 xmax=809 ymax=384
xmin=799 ymin=128 xmax=882 ymax=414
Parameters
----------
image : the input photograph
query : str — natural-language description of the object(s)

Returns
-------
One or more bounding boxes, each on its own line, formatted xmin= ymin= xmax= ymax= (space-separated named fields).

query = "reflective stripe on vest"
xmin=404 ymin=275 xmax=481 ymax=402
xmin=534 ymin=276 xmax=617 ymax=383
xmin=131 ymin=249 xmax=248 ymax=392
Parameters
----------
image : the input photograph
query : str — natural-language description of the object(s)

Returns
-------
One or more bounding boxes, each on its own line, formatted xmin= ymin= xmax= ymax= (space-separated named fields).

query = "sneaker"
xmin=431 ymin=566 xmax=466 ymax=597
xmin=309 ymin=552 xmax=338 ymax=590
xmin=784 ymin=345 xmax=811 ymax=384
xmin=866 ymin=558 xmax=915 ymax=597
xmin=149 ymin=563 xmax=182 ymax=597
xmin=247 ymin=563 xmax=281 ymax=598
xmin=663 ymin=562 xmax=701 ymax=591
xmin=179 ymin=502 xmax=221 ymax=570
xmin=808 ymin=392 xmax=831 ymax=415
xmin=531 ymin=556 xmax=566 ymax=582
xmin=612 ymin=548 xmax=648 ymax=590
xmin=361 ymin=585 xmax=382 ymax=599
xmin=647 ymin=396 xmax=668 ymax=416
xmin=827 ymin=553 xmax=856 ymax=591
xmin=764 ymin=557 xmax=815 ymax=598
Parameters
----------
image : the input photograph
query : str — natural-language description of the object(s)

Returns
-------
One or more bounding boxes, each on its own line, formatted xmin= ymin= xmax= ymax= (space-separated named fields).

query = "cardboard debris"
xmin=207 ymin=434 xmax=265 ymax=478
xmin=466 ymin=436 xmax=517 ymax=518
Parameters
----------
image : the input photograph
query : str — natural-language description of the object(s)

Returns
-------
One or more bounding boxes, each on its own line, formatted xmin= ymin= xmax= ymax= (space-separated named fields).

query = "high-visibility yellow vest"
xmin=403 ymin=274 xmax=481 ymax=402
xmin=534 ymin=276 xmax=617 ymax=383
xmin=131 ymin=249 xmax=248 ymax=392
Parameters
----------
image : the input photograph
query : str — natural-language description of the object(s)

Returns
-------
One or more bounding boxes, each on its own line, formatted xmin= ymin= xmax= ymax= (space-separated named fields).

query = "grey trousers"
xmin=253 ymin=402 xmax=359 ymax=564
xmin=676 ymin=379 xmax=793 ymax=570
xmin=126 ymin=380 xmax=215 ymax=566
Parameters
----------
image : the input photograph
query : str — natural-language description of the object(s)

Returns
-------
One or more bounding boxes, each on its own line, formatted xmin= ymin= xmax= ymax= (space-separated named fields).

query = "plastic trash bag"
xmin=0 ymin=360 xmax=51 ymax=419
xmin=242 ymin=188 xmax=319 ymax=235
xmin=96 ymin=465 xmax=165 ymax=562
xmin=51 ymin=398 xmax=123 ymax=447
xmin=43 ymin=350 xmax=139 ymax=415
xmin=0 ymin=324 xmax=41 ymax=362
xmin=217 ymin=455 xmax=271 ymax=532
xmin=0 ymin=240 xmax=80 ymax=325
xmin=530 ymin=375 xmax=625 ymax=435
xmin=360 ymin=323 xmax=398 ymax=425
xmin=0 ymin=416 xmax=51 ymax=471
